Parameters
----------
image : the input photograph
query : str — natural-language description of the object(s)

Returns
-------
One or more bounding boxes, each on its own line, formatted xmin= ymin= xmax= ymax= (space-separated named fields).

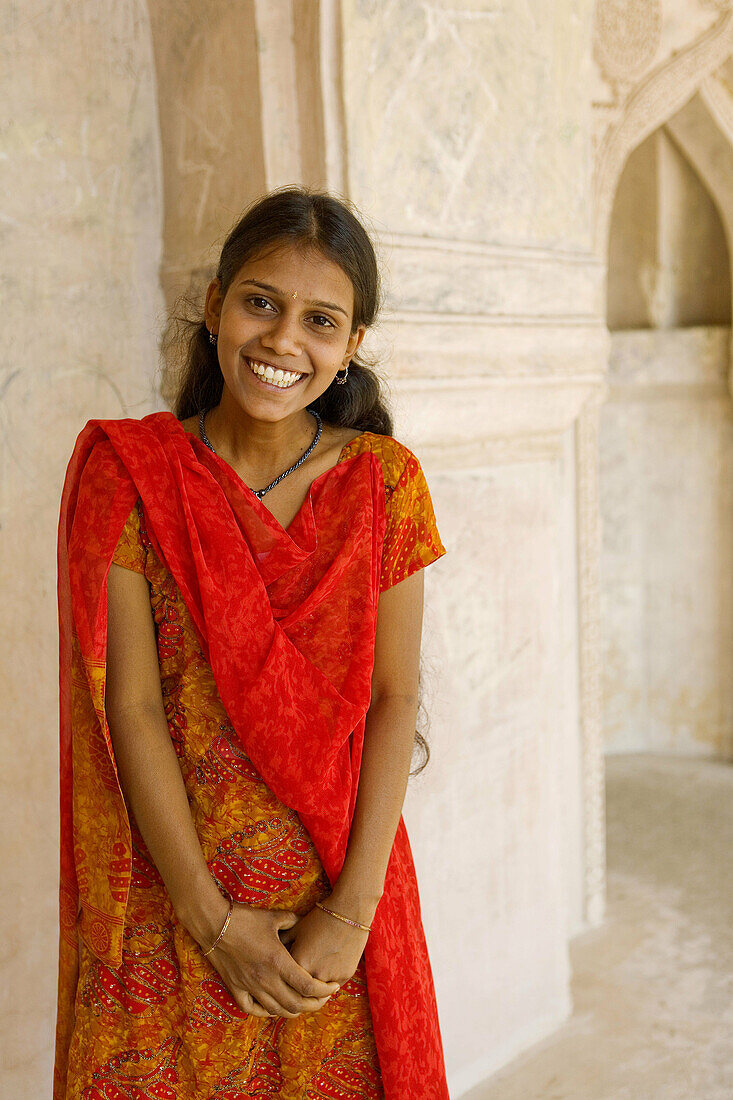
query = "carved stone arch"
xmin=665 ymin=94 xmax=733 ymax=263
xmin=664 ymin=88 xmax=733 ymax=398
xmin=595 ymin=24 xmax=733 ymax=801
xmin=606 ymin=97 xmax=732 ymax=333
xmin=593 ymin=9 xmax=733 ymax=256
xmin=584 ymin=8 xmax=733 ymax=928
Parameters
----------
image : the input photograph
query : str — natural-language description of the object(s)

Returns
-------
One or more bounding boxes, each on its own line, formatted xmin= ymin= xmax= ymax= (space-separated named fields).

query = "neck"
xmin=205 ymin=390 xmax=319 ymax=474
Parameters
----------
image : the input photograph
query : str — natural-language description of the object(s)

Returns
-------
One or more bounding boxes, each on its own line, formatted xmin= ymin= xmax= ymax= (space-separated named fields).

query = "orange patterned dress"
xmin=55 ymin=429 xmax=447 ymax=1099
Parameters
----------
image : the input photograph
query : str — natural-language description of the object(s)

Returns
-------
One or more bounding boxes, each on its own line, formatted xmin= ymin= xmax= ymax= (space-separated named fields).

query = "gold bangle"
xmin=202 ymin=896 xmax=234 ymax=956
xmin=315 ymin=900 xmax=372 ymax=933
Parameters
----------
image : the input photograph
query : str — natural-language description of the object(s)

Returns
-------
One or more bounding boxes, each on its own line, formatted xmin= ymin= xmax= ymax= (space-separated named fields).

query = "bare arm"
xmin=105 ymin=561 xmax=223 ymax=936
xmin=104 ymin=559 xmax=339 ymax=1016
xmin=328 ymin=567 xmax=425 ymax=925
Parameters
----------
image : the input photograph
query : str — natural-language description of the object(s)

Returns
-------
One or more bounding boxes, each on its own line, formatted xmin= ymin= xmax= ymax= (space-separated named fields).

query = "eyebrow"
xmin=237 ymin=279 xmax=349 ymax=318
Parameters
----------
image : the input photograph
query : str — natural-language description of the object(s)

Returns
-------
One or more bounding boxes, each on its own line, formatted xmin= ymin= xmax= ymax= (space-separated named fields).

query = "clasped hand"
xmin=206 ymin=900 xmax=369 ymax=1019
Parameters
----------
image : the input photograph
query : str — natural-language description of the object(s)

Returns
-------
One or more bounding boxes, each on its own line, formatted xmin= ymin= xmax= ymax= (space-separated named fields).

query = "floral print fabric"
xmin=54 ymin=413 xmax=449 ymax=1099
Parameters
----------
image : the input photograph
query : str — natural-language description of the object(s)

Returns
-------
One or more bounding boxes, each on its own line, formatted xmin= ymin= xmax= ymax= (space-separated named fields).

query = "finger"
xmin=271 ymin=909 xmax=299 ymax=930
xmin=237 ymin=990 xmax=271 ymax=1019
xmin=278 ymin=950 xmax=341 ymax=998
xmin=269 ymin=978 xmax=334 ymax=1016
xmin=254 ymin=985 xmax=303 ymax=1020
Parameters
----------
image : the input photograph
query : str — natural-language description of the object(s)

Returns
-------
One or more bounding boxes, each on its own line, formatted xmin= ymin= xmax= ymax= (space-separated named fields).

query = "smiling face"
xmin=204 ymin=242 xmax=366 ymax=423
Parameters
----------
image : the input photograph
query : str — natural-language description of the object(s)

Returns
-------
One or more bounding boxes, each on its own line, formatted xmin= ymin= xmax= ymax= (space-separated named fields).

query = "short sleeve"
xmin=380 ymin=447 xmax=447 ymax=593
xmin=111 ymin=498 xmax=147 ymax=575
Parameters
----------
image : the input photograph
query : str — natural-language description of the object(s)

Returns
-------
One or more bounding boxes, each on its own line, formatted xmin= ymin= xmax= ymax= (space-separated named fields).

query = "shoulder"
xmin=72 ymin=412 xmax=172 ymax=464
xmin=78 ymin=412 xmax=180 ymax=477
xmin=112 ymin=496 xmax=147 ymax=573
xmin=341 ymin=430 xmax=419 ymax=488
xmin=66 ymin=414 xmax=172 ymax=516
xmin=79 ymin=411 xmax=170 ymax=436
xmin=90 ymin=411 xmax=177 ymax=446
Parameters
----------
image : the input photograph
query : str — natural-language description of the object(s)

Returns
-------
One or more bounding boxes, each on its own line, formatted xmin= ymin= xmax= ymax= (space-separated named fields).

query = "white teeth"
xmin=247 ymin=358 xmax=304 ymax=388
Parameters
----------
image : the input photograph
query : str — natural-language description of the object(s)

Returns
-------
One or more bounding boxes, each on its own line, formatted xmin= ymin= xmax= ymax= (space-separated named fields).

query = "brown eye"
xmin=248 ymin=296 xmax=275 ymax=311
xmin=310 ymin=314 xmax=335 ymax=328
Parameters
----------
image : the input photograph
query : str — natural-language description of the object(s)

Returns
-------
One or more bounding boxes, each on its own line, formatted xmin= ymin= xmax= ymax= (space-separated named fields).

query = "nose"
xmin=259 ymin=309 xmax=302 ymax=358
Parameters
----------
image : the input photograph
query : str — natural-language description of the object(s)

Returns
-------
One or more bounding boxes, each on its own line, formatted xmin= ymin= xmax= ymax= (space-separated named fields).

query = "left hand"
xmin=279 ymin=900 xmax=370 ymax=989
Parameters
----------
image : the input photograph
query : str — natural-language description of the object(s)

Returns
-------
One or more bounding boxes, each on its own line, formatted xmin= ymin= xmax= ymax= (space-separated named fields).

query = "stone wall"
xmin=0 ymin=1 xmax=606 ymax=1095
xmin=3 ymin=1 xmax=732 ymax=1097
xmin=601 ymin=327 xmax=733 ymax=755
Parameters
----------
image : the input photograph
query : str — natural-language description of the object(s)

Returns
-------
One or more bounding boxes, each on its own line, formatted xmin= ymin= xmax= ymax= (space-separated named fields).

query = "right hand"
xmin=206 ymin=903 xmax=341 ymax=1019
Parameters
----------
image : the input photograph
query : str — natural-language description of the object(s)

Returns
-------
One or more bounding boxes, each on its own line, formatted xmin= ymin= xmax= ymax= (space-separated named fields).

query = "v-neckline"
xmin=176 ymin=413 xmax=373 ymax=539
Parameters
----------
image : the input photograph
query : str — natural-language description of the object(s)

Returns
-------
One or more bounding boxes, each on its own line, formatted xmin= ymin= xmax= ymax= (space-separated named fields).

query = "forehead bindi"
xmin=237 ymin=246 xmax=354 ymax=316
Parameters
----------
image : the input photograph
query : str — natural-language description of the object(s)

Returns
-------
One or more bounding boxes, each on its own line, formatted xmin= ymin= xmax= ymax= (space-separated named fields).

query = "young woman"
xmin=55 ymin=188 xmax=450 ymax=1099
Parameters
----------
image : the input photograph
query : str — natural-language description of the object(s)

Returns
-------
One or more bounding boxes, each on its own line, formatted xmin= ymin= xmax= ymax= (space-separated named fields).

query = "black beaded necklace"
xmin=197 ymin=407 xmax=323 ymax=500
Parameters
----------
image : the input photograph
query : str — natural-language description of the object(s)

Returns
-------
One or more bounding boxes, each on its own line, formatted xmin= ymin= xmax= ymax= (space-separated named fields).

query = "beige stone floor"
xmin=464 ymin=753 xmax=733 ymax=1100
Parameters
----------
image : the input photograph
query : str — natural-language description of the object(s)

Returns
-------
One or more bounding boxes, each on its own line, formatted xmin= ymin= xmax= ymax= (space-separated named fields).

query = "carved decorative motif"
xmin=593 ymin=10 xmax=733 ymax=251
xmin=593 ymin=0 xmax=662 ymax=86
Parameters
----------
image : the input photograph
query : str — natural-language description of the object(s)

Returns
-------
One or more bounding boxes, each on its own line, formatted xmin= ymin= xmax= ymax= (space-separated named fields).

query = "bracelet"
xmin=202 ymin=895 xmax=234 ymax=956
xmin=315 ymin=901 xmax=372 ymax=933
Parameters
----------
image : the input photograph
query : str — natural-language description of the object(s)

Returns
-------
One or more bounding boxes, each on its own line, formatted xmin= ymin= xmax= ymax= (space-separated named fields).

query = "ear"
xmin=204 ymin=277 xmax=223 ymax=331
xmin=344 ymin=323 xmax=367 ymax=363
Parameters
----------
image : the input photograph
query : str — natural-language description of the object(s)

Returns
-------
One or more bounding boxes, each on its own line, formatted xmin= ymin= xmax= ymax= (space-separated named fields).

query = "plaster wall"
xmin=0 ymin=2 xmax=164 ymax=1095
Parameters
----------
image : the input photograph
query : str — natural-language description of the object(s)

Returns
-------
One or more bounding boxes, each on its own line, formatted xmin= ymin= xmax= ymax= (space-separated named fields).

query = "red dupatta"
xmin=56 ymin=410 xmax=449 ymax=1099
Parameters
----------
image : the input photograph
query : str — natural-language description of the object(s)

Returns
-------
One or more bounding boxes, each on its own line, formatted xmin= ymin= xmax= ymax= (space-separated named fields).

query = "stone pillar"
xmin=148 ymin=0 xmax=333 ymax=313
xmin=146 ymin=0 xmax=267 ymax=306
xmin=335 ymin=1 xmax=606 ymax=1091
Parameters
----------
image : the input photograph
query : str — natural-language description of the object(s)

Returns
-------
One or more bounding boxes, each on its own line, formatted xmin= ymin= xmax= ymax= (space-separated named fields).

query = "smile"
xmin=245 ymin=357 xmax=306 ymax=390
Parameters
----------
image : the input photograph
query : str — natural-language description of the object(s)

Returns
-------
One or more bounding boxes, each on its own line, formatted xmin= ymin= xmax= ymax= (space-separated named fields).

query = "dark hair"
xmin=162 ymin=185 xmax=393 ymax=434
xmin=159 ymin=185 xmax=431 ymax=776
